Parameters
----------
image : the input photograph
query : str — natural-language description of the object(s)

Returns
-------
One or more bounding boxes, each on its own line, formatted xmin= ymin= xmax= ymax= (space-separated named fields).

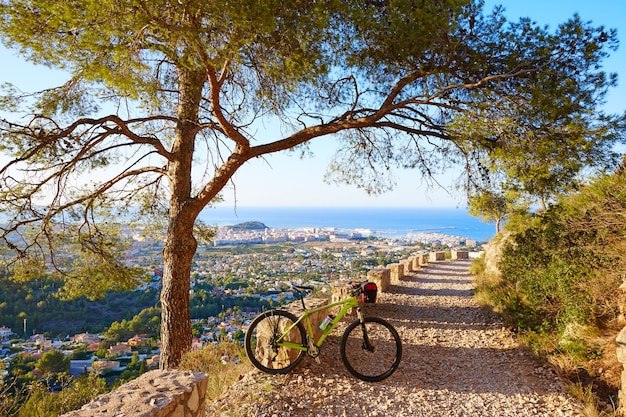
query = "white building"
xmin=0 ymin=326 xmax=12 ymax=340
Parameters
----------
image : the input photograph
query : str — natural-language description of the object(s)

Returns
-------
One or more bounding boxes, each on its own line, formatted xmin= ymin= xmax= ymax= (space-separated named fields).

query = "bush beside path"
xmin=209 ymin=259 xmax=582 ymax=417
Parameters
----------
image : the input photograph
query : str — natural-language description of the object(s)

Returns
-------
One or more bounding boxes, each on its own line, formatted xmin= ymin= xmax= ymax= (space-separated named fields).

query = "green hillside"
xmin=474 ymin=169 xmax=626 ymax=413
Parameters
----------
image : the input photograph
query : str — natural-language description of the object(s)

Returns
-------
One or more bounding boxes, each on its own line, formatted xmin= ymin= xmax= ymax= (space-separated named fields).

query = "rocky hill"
xmin=226 ymin=221 xmax=269 ymax=230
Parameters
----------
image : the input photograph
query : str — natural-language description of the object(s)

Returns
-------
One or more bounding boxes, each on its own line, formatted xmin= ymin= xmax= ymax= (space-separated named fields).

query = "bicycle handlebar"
xmin=291 ymin=281 xmax=368 ymax=297
xmin=349 ymin=281 xmax=370 ymax=296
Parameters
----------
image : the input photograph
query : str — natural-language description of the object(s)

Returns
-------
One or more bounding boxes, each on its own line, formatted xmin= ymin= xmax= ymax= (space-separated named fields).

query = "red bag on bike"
xmin=361 ymin=282 xmax=378 ymax=303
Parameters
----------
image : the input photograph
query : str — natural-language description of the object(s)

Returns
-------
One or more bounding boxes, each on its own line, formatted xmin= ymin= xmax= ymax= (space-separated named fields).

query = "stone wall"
xmin=388 ymin=263 xmax=404 ymax=283
xmin=451 ymin=250 xmax=469 ymax=260
xmin=61 ymin=370 xmax=208 ymax=417
xmin=401 ymin=259 xmax=414 ymax=273
xmin=411 ymin=256 xmax=421 ymax=271
xmin=429 ymin=251 xmax=446 ymax=262
xmin=367 ymin=267 xmax=391 ymax=292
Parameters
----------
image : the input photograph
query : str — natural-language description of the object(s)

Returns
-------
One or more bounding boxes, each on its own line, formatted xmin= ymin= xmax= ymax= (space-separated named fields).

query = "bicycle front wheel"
xmin=245 ymin=309 xmax=306 ymax=374
xmin=340 ymin=316 xmax=402 ymax=382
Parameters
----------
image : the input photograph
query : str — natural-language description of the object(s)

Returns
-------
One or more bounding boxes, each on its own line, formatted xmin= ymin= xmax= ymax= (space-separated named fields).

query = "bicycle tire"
xmin=245 ymin=309 xmax=307 ymax=374
xmin=339 ymin=316 xmax=402 ymax=382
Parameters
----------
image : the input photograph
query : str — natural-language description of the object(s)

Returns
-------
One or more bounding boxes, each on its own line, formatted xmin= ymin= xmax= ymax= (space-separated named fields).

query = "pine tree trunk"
xmin=159 ymin=66 xmax=205 ymax=369
xmin=160 ymin=213 xmax=197 ymax=369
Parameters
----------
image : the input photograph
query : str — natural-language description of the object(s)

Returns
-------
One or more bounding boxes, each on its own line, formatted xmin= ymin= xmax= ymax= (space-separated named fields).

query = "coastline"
xmin=201 ymin=206 xmax=495 ymax=243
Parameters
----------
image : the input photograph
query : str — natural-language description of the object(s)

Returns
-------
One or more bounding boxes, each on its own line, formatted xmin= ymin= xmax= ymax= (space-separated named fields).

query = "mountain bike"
xmin=244 ymin=281 xmax=402 ymax=382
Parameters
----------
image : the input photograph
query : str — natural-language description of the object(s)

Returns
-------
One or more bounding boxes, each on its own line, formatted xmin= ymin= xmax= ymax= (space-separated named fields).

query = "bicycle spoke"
xmin=245 ymin=310 xmax=306 ymax=374
xmin=340 ymin=317 xmax=402 ymax=382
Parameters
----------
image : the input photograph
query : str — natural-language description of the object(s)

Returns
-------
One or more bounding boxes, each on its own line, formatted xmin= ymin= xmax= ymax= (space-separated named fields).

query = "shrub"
xmin=474 ymin=171 xmax=626 ymax=411
xmin=15 ymin=373 xmax=107 ymax=417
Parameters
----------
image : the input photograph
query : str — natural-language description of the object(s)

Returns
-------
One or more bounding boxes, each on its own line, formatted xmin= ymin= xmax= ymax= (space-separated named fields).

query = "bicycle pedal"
xmin=314 ymin=357 xmax=320 ymax=364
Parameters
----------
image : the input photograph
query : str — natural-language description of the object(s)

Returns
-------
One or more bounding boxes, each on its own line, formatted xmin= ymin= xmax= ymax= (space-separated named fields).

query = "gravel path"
xmin=209 ymin=259 xmax=582 ymax=416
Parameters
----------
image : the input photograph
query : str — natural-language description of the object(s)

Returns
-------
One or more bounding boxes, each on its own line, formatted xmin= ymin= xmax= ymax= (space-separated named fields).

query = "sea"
xmin=198 ymin=206 xmax=495 ymax=243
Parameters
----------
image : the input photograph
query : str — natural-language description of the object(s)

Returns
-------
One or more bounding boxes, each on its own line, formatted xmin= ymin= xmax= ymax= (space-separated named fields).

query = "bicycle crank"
xmin=306 ymin=338 xmax=321 ymax=363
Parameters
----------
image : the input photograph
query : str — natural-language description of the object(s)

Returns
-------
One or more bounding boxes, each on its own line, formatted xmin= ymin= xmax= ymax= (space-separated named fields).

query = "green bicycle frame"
xmin=276 ymin=295 xmax=363 ymax=351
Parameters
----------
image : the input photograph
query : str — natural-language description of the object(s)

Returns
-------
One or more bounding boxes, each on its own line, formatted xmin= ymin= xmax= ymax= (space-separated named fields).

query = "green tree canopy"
xmin=36 ymin=349 xmax=70 ymax=375
xmin=449 ymin=14 xmax=626 ymax=209
xmin=468 ymin=190 xmax=503 ymax=230
xmin=102 ymin=307 xmax=160 ymax=342
xmin=0 ymin=0 xmax=623 ymax=367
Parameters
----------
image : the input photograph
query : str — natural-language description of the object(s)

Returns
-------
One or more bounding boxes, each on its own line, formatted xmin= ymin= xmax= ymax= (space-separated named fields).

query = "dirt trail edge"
xmin=209 ymin=259 xmax=582 ymax=417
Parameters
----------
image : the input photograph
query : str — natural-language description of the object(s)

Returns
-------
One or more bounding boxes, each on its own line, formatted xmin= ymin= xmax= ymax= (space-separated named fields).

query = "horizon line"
xmin=207 ymin=205 xmax=468 ymax=209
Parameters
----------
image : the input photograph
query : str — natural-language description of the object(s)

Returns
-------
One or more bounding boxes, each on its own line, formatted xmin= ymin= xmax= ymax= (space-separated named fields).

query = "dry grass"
xmin=567 ymin=382 xmax=618 ymax=417
xmin=177 ymin=341 xmax=254 ymax=401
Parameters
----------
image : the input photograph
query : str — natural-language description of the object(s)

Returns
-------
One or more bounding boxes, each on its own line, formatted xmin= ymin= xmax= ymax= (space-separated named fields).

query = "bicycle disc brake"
xmin=362 ymin=343 xmax=375 ymax=353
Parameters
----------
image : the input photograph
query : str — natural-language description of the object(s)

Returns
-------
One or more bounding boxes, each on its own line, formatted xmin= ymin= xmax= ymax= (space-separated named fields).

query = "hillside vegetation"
xmin=0 ymin=281 xmax=159 ymax=338
xmin=474 ymin=169 xmax=626 ymax=411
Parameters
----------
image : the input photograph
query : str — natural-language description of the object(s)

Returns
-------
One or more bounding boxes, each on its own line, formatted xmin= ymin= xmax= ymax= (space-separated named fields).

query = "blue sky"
xmin=1 ymin=1 xmax=624 ymax=208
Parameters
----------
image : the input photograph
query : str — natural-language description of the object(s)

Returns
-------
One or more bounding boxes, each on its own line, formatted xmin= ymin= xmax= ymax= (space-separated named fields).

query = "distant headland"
xmin=225 ymin=221 xmax=269 ymax=230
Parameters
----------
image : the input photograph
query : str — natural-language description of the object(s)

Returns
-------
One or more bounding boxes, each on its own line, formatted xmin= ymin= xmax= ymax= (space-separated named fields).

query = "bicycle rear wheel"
xmin=245 ymin=309 xmax=306 ymax=374
xmin=340 ymin=316 xmax=402 ymax=382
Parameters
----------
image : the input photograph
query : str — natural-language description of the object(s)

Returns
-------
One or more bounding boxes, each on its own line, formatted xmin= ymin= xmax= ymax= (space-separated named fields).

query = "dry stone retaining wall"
xmin=429 ymin=251 xmax=446 ymax=262
xmin=367 ymin=267 xmax=391 ymax=292
xmin=61 ymin=370 xmax=208 ymax=417
xmin=388 ymin=262 xmax=404 ymax=283
xmin=452 ymin=250 xmax=469 ymax=260
xmin=411 ymin=256 xmax=421 ymax=271
xmin=401 ymin=259 xmax=414 ymax=273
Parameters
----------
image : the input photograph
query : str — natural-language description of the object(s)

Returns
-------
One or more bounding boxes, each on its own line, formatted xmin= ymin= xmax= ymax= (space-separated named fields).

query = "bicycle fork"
xmin=356 ymin=308 xmax=374 ymax=352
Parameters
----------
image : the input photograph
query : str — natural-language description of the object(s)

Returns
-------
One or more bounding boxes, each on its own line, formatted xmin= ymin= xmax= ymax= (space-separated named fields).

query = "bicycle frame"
xmin=245 ymin=283 xmax=400 ymax=382
xmin=275 ymin=295 xmax=363 ymax=351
